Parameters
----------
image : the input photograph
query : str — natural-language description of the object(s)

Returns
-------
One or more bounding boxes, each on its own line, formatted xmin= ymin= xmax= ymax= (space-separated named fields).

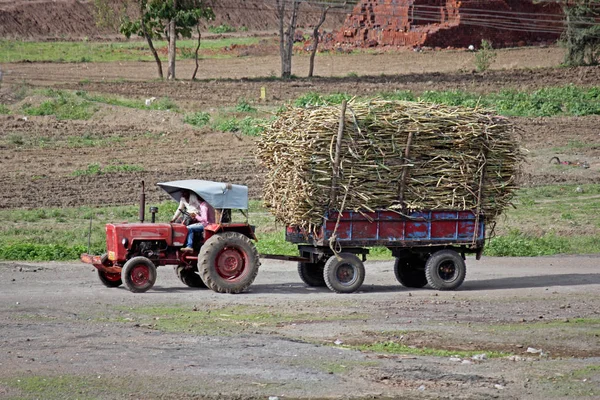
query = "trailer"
xmin=285 ymin=209 xmax=485 ymax=293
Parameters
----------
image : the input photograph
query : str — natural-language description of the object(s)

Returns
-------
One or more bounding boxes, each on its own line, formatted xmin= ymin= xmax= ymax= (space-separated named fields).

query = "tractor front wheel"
xmin=97 ymin=253 xmax=122 ymax=288
xmin=122 ymin=256 xmax=157 ymax=293
xmin=198 ymin=231 xmax=260 ymax=294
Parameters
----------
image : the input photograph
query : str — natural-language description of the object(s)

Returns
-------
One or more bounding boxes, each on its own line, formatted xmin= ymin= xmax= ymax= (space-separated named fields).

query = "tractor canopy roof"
xmin=157 ymin=180 xmax=248 ymax=210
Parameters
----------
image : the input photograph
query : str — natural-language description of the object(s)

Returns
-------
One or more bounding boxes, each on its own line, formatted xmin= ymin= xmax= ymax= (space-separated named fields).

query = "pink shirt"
xmin=194 ymin=201 xmax=216 ymax=226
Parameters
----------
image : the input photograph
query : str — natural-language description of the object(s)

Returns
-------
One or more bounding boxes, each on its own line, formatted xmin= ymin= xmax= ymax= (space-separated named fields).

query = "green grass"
xmin=109 ymin=304 xmax=366 ymax=335
xmin=183 ymin=111 xmax=211 ymax=127
xmin=0 ymin=375 xmax=141 ymax=400
xmin=211 ymin=115 xmax=268 ymax=136
xmin=71 ymin=163 xmax=144 ymax=176
xmin=22 ymin=90 xmax=97 ymax=120
xmin=294 ymin=85 xmax=600 ymax=117
xmin=0 ymin=103 xmax=10 ymax=114
xmin=208 ymin=24 xmax=237 ymax=34
xmin=0 ymin=37 xmax=262 ymax=63
xmin=354 ymin=341 xmax=509 ymax=358
xmin=76 ymin=91 xmax=179 ymax=111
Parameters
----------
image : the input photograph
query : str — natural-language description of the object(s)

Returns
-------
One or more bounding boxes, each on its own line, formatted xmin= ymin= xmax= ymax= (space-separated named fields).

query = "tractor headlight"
xmin=121 ymin=238 xmax=129 ymax=249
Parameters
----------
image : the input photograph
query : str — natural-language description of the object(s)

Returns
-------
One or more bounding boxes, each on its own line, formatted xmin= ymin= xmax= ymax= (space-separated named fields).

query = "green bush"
xmin=474 ymin=39 xmax=496 ymax=72
xmin=22 ymin=91 xmax=96 ymax=120
xmin=212 ymin=116 xmax=267 ymax=136
xmin=184 ymin=111 xmax=211 ymax=127
xmin=235 ymin=99 xmax=257 ymax=113
xmin=208 ymin=24 xmax=236 ymax=34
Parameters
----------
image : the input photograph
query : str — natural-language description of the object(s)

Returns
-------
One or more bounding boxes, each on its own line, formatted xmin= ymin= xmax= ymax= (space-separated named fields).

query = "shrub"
xmin=474 ymin=39 xmax=497 ymax=72
xmin=184 ymin=111 xmax=211 ymax=127
xmin=208 ymin=24 xmax=237 ymax=34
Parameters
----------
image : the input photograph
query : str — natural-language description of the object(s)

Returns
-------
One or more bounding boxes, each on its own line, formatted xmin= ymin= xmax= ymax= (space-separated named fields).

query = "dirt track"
xmin=1 ymin=256 xmax=599 ymax=399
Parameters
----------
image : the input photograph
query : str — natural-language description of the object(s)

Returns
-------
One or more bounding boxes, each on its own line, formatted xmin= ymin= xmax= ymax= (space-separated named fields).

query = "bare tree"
xmin=276 ymin=0 xmax=301 ymax=79
xmin=167 ymin=0 xmax=178 ymax=79
xmin=308 ymin=1 xmax=346 ymax=77
xmin=191 ymin=23 xmax=203 ymax=80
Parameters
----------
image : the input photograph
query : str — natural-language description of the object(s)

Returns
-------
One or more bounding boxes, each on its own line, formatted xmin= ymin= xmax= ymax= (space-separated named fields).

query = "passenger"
xmin=180 ymin=195 xmax=215 ymax=252
xmin=170 ymin=189 xmax=201 ymax=224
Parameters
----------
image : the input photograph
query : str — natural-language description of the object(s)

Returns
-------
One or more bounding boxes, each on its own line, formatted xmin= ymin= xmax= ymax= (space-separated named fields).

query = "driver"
xmin=170 ymin=189 xmax=201 ymax=224
xmin=180 ymin=196 xmax=215 ymax=252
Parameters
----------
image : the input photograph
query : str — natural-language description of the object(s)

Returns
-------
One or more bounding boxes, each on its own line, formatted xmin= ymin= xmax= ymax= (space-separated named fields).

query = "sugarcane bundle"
xmin=258 ymin=99 xmax=523 ymax=231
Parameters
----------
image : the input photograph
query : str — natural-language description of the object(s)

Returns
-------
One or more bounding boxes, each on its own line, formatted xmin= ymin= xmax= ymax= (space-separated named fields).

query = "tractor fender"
xmin=204 ymin=223 xmax=257 ymax=242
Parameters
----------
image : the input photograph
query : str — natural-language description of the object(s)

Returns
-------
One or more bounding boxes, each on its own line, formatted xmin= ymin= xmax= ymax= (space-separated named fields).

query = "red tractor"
xmin=80 ymin=180 xmax=260 ymax=294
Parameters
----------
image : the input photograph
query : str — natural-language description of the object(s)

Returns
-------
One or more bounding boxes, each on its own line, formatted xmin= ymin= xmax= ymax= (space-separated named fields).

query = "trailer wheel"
xmin=425 ymin=249 xmax=466 ymax=291
xmin=297 ymin=261 xmax=326 ymax=287
xmin=394 ymin=256 xmax=427 ymax=288
xmin=97 ymin=253 xmax=122 ymax=288
xmin=176 ymin=263 xmax=207 ymax=289
xmin=198 ymin=231 xmax=260 ymax=294
xmin=122 ymin=256 xmax=157 ymax=293
xmin=324 ymin=253 xmax=365 ymax=294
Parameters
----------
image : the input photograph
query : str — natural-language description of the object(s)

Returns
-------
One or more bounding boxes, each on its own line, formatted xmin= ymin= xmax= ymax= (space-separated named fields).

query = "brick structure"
xmin=336 ymin=0 xmax=562 ymax=49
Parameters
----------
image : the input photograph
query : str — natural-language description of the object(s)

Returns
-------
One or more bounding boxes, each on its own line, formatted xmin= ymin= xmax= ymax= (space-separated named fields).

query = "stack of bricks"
xmin=335 ymin=0 xmax=562 ymax=49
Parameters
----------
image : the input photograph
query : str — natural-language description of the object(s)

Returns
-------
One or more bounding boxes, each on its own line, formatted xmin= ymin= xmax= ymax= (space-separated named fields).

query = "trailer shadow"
xmin=248 ymin=273 xmax=600 ymax=294
xmin=461 ymin=273 xmax=600 ymax=291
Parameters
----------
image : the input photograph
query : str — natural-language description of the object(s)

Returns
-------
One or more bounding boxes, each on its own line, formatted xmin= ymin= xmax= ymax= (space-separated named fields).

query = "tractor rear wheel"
xmin=324 ymin=253 xmax=365 ymax=293
xmin=97 ymin=253 xmax=122 ymax=288
xmin=425 ymin=249 xmax=466 ymax=291
xmin=198 ymin=231 xmax=260 ymax=294
xmin=122 ymin=256 xmax=157 ymax=293
xmin=297 ymin=261 xmax=326 ymax=287
xmin=176 ymin=263 xmax=207 ymax=289
xmin=394 ymin=255 xmax=427 ymax=288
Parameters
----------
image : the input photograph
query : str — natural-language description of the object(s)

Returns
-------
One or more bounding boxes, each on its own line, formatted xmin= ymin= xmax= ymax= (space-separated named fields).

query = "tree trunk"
xmin=282 ymin=0 xmax=300 ymax=79
xmin=140 ymin=0 xmax=163 ymax=79
xmin=276 ymin=0 xmax=286 ymax=78
xmin=167 ymin=0 xmax=177 ymax=80
xmin=192 ymin=23 xmax=202 ymax=80
xmin=309 ymin=7 xmax=329 ymax=78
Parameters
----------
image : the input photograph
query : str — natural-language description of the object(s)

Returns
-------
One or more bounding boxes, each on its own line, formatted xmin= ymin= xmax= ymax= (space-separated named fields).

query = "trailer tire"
xmin=425 ymin=249 xmax=466 ymax=291
xmin=176 ymin=263 xmax=207 ymax=289
xmin=122 ymin=256 xmax=157 ymax=293
xmin=394 ymin=256 xmax=427 ymax=288
xmin=97 ymin=254 xmax=122 ymax=288
xmin=324 ymin=253 xmax=365 ymax=294
xmin=198 ymin=232 xmax=260 ymax=294
xmin=297 ymin=261 xmax=326 ymax=287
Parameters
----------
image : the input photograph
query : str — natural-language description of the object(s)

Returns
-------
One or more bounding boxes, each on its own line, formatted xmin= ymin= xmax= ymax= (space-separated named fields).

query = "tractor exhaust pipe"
xmin=139 ymin=180 xmax=146 ymax=223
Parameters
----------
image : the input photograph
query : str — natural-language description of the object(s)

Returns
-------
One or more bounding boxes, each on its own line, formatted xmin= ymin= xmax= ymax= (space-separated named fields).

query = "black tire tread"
xmin=122 ymin=256 xmax=157 ymax=293
xmin=198 ymin=231 xmax=260 ymax=294
xmin=424 ymin=249 xmax=466 ymax=291
xmin=323 ymin=253 xmax=365 ymax=294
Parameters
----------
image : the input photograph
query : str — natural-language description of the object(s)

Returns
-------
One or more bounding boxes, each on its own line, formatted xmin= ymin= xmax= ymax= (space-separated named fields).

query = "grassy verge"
xmin=294 ymin=85 xmax=600 ymax=117
xmin=0 ymin=185 xmax=598 ymax=261
xmin=354 ymin=341 xmax=509 ymax=359
xmin=104 ymin=304 xmax=367 ymax=336
xmin=0 ymin=37 xmax=263 ymax=63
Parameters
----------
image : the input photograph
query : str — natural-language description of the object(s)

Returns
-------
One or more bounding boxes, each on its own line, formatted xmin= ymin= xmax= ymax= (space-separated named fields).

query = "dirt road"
xmin=1 ymin=256 xmax=599 ymax=399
